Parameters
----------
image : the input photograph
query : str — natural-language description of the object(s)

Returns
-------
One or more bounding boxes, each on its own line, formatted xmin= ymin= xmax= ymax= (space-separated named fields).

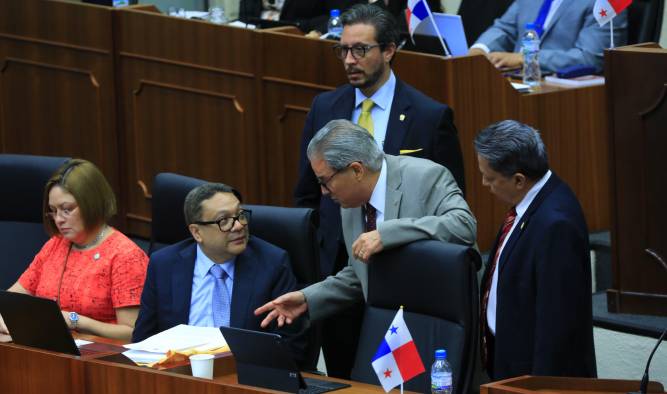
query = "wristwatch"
xmin=68 ymin=311 xmax=79 ymax=330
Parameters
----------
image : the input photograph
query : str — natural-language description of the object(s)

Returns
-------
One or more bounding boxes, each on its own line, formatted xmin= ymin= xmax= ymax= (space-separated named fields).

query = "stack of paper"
xmin=123 ymin=324 xmax=227 ymax=366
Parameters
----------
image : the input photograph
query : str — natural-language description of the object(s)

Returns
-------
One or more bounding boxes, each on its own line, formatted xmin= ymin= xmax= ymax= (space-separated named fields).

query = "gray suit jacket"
xmin=301 ymin=155 xmax=476 ymax=321
xmin=475 ymin=0 xmax=627 ymax=72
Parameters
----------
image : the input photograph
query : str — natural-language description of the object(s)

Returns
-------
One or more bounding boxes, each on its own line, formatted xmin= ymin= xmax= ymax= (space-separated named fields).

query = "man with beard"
xmin=294 ymin=6 xmax=463 ymax=375
xmin=132 ymin=183 xmax=305 ymax=362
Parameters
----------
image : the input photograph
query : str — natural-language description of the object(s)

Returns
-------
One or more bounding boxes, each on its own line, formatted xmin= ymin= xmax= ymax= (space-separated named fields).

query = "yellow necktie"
xmin=358 ymin=98 xmax=375 ymax=136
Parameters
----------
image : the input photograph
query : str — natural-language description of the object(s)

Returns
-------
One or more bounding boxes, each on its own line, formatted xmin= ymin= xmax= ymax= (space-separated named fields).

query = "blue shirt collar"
xmin=194 ymin=244 xmax=236 ymax=280
xmin=354 ymin=70 xmax=396 ymax=111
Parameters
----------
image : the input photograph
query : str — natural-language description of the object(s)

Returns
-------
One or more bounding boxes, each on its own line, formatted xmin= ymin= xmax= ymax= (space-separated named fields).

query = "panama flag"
xmin=593 ymin=0 xmax=632 ymax=26
xmin=371 ymin=308 xmax=425 ymax=392
xmin=405 ymin=0 xmax=432 ymax=38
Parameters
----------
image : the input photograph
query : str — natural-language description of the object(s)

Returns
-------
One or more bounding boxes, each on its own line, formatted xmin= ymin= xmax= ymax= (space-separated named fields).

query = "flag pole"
xmin=423 ymin=3 xmax=451 ymax=57
xmin=609 ymin=18 xmax=615 ymax=48
xmin=400 ymin=383 xmax=404 ymax=394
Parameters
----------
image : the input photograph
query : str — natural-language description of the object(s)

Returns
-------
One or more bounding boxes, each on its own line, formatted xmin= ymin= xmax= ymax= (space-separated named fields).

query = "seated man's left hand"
xmin=487 ymin=52 xmax=524 ymax=69
xmin=352 ymin=230 xmax=384 ymax=263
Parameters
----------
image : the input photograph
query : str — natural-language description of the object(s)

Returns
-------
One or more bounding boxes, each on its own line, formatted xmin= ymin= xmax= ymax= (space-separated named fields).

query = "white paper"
xmin=185 ymin=11 xmax=209 ymax=19
xmin=74 ymin=339 xmax=93 ymax=347
xmin=122 ymin=349 xmax=166 ymax=364
xmin=124 ymin=324 xmax=226 ymax=353
xmin=511 ymin=82 xmax=532 ymax=91
xmin=228 ymin=20 xmax=256 ymax=29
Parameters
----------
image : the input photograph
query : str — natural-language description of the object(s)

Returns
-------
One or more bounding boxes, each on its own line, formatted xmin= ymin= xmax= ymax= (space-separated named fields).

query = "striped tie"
xmin=358 ymin=98 xmax=375 ymax=136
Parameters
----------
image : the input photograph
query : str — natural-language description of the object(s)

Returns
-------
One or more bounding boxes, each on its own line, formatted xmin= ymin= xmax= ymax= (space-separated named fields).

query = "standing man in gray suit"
xmin=468 ymin=0 xmax=627 ymax=72
xmin=255 ymin=119 xmax=476 ymax=326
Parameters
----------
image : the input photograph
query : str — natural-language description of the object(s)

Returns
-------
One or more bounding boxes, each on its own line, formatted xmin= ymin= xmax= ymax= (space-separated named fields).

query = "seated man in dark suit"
xmin=133 ymin=183 xmax=304 ymax=360
xmin=475 ymin=120 xmax=596 ymax=380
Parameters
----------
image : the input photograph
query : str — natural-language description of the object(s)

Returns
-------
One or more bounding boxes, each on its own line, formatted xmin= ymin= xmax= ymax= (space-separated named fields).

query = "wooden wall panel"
xmin=115 ymin=9 xmax=260 ymax=236
xmin=606 ymin=44 xmax=667 ymax=315
xmin=258 ymin=79 xmax=328 ymax=208
xmin=0 ymin=1 xmax=611 ymax=250
xmin=0 ymin=0 xmax=119 ymax=224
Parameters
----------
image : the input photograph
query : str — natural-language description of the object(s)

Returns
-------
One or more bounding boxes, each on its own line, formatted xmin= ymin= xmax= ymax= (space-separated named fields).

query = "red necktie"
xmin=364 ymin=203 xmax=377 ymax=232
xmin=480 ymin=207 xmax=517 ymax=371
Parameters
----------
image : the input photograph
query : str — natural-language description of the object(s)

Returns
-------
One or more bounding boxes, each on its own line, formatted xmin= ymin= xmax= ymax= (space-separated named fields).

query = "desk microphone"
xmin=627 ymin=327 xmax=666 ymax=394
xmin=627 ymin=249 xmax=667 ymax=394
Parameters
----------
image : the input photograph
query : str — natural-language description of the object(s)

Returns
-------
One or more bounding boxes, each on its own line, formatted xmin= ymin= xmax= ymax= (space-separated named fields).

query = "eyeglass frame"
xmin=332 ymin=43 xmax=384 ymax=60
xmin=46 ymin=204 xmax=79 ymax=220
xmin=193 ymin=209 xmax=252 ymax=232
xmin=317 ymin=162 xmax=360 ymax=192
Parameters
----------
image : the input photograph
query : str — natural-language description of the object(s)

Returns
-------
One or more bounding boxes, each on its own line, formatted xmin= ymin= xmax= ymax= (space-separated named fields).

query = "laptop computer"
xmin=220 ymin=326 xmax=350 ymax=394
xmin=0 ymin=291 xmax=80 ymax=356
xmin=411 ymin=12 xmax=469 ymax=56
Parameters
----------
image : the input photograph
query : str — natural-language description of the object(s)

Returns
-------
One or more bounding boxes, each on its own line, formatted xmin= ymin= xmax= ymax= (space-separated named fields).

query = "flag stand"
xmin=609 ymin=18 xmax=615 ymax=48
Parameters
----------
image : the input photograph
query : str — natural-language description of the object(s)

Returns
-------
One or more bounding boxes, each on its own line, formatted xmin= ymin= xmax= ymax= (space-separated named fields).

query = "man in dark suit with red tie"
xmin=474 ymin=120 xmax=596 ymax=380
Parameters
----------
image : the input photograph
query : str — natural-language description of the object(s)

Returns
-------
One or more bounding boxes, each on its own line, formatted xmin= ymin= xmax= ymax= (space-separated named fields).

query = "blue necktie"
xmin=210 ymin=264 xmax=231 ymax=327
xmin=533 ymin=0 xmax=554 ymax=37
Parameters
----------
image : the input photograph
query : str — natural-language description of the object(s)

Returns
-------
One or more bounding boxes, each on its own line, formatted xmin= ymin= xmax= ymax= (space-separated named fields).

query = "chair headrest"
xmin=244 ymin=204 xmax=320 ymax=285
xmin=151 ymin=172 xmax=206 ymax=246
xmin=367 ymin=240 xmax=480 ymax=320
xmin=0 ymin=154 xmax=70 ymax=223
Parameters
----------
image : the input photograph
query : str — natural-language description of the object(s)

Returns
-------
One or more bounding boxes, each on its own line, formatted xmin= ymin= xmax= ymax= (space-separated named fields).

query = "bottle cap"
xmin=525 ymin=23 xmax=538 ymax=31
xmin=435 ymin=349 xmax=447 ymax=359
xmin=331 ymin=9 xmax=340 ymax=17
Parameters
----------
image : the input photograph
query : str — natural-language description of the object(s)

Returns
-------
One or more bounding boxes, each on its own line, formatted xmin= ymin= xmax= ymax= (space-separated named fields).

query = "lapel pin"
xmin=520 ymin=221 xmax=525 ymax=230
xmin=399 ymin=114 xmax=406 ymax=121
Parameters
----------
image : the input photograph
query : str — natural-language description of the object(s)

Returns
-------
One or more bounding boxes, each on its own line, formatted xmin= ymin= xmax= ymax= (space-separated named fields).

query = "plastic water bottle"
xmin=327 ymin=9 xmax=343 ymax=38
xmin=209 ymin=6 xmax=227 ymax=25
xmin=521 ymin=23 xmax=541 ymax=88
xmin=431 ymin=349 xmax=453 ymax=394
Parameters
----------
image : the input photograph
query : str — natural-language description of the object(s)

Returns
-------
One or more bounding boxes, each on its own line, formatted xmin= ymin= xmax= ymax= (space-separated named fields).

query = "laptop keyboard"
xmin=300 ymin=377 xmax=351 ymax=394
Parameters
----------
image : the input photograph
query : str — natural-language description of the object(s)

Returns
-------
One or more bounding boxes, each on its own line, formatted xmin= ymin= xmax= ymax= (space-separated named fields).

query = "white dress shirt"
xmin=367 ymin=159 xmax=388 ymax=225
xmin=488 ymin=170 xmax=552 ymax=334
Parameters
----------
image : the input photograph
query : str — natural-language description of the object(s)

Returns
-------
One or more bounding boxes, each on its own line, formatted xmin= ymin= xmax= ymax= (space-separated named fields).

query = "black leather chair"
xmin=244 ymin=204 xmax=320 ymax=287
xmin=351 ymin=240 xmax=481 ymax=394
xmin=0 ymin=154 xmax=70 ymax=289
xmin=244 ymin=203 xmax=321 ymax=370
xmin=148 ymin=172 xmax=205 ymax=255
xmin=627 ymin=0 xmax=664 ymax=44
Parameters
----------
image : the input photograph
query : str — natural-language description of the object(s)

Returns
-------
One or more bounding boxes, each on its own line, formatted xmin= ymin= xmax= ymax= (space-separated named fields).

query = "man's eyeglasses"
xmin=194 ymin=209 xmax=252 ymax=232
xmin=317 ymin=162 xmax=360 ymax=192
xmin=333 ymin=44 xmax=383 ymax=60
xmin=317 ymin=168 xmax=344 ymax=193
xmin=46 ymin=205 xmax=78 ymax=220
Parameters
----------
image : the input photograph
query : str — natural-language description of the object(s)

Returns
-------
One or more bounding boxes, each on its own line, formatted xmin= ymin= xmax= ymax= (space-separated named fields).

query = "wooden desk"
xmin=0 ymin=339 xmax=396 ymax=394
xmin=481 ymin=375 xmax=665 ymax=394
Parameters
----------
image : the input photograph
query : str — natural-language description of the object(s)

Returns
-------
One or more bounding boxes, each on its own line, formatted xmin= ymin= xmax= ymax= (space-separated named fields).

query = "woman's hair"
xmin=43 ymin=159 xmax=116 ymax=235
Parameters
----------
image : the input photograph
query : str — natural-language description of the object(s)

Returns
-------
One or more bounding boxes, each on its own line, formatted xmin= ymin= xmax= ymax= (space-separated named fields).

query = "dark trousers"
xmin=320 ymin=242 xmax=364 ymax=379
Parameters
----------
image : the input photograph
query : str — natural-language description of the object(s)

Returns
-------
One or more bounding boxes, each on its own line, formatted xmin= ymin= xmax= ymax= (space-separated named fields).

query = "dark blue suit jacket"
xmin=132 ymin=236 xmax=305 ymax=358
xmin=294 ymin=79 xmax=465 ymax=277
xmin=482 ymin=174 xmax=596 ymax=379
